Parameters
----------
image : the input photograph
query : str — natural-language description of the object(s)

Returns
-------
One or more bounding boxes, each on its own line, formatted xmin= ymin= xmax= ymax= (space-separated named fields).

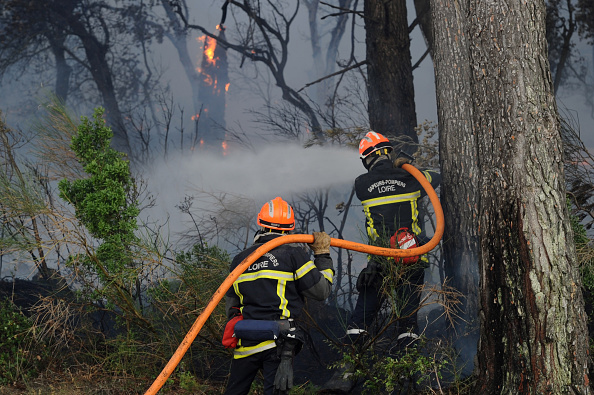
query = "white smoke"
xmin=144 ymin=143 xmax=362 ymax=211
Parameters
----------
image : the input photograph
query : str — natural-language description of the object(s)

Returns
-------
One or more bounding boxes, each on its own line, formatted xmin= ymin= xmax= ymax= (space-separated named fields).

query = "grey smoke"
xmin=141 ymin=143 xmax=365 ymax=247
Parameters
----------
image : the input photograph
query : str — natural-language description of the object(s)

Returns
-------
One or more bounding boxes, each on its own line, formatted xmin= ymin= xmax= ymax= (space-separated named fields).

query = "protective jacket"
xmin=225 ymin=232 xmax=334 ymax=359
xmin=355 ymin=158 xmax=441 ymax=242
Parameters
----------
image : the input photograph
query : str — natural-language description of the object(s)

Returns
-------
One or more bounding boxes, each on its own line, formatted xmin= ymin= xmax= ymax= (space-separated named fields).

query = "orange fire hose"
xmin=145 ymin=163 xmax=443 ymax=394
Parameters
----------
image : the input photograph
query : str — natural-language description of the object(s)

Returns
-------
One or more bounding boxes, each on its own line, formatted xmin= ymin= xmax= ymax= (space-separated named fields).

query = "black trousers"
xmin=349 ymin=263 xmax=425 ymax=333
xmin=223 ymin=347 xmax=280 ymax=395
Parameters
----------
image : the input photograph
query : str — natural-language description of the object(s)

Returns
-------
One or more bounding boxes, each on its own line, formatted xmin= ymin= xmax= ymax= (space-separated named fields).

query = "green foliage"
xmin=58 ymin=107 xmax=139 ymax=281
xmin=150 ymin=242 xmax=230 ymax=307
xmin=568 ymin=197 xmax=590 ymax=247
xmin=178 ymin=371 xmax=202 ymax=391
xmin=360 ymin=343 xmax=446 ymax=394
xmin=288 ymin=382 xmax=321 ymax=394
xmin=176 ymin=242 xmax=229 ymax=279
xmin=328 ymin=335 xmax=457 ymax=394
xmin=568 ymin=197 xmax=594 ymax=291
xmin=0 ymin=299 xmax=46 ymax=385
xmin=95 ymin=331 xmax=167 ymax=380
xmin=567 ymin=197 xmax=594 ymax=364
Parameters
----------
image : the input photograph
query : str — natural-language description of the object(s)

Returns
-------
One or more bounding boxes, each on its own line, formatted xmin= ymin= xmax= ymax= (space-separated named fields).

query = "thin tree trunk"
xmin=413 ymin=0 xmax=433 ymax=55
xmin=49 ymin=38 xmax=71 ymax=103
xmin=160 ymin=0 xmax=203 ymax=116
xmin=67 ymin=20 xmax=131 ymax=156
xmin=365 ymin=0 xmax=418 ymax=151
xmin=552 ymin=0 xmax=576 ymax=93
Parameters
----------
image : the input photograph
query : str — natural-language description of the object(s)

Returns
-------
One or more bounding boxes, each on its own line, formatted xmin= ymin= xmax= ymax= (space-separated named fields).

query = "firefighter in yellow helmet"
xmin=223 ymin=197 xmax=334 ymax=395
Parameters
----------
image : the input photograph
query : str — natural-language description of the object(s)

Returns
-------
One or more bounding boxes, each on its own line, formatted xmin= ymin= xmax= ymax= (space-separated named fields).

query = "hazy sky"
xmin=0 ymin=0 xmax=592 ymax=277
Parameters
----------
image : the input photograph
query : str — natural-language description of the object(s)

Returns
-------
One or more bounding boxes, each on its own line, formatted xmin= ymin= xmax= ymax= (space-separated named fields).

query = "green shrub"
xmin=179 ymin=370 xmax=202 ymax=391
xmin=567 ymin=198 xmax=594 ymax=298
xmin=328 ymin=335 xmax=456 ymax=394
xmin=58 ymin=107 xmax=139 ymax=285
xmin=0 ymin=299 xmax=45 ymax=385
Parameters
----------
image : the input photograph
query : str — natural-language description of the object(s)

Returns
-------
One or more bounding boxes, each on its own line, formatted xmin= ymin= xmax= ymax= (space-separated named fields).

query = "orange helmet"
xmin=257 ymin=197 xmax=295 ymax=231
xmin=358 ymin=131 xmax=392 ymax=159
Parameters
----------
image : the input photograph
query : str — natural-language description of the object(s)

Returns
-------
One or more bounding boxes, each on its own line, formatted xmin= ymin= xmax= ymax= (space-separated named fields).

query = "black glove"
xmin=274 ymin=347 xmax=294 ymax=393
xmin=274 ymin=354 xmax=293 ymax=393
xmin=356 ymin=262 xmax=382 ymax=291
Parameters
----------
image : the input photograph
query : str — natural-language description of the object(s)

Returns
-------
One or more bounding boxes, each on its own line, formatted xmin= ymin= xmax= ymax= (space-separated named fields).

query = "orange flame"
xmin=191 ymin=114 xmax=200 ymax=121
xmin=203 ymin=74 xmax=214 ymax=86
xmin=222 ymin=141 xmax=228 ymax=156
xmin=204 ymin=37 xmax=217 ymax=64
xmin=225 ymin=83 xmax=230 ymax=92
xmin=197 ymin=35 xmax=218 ymax=65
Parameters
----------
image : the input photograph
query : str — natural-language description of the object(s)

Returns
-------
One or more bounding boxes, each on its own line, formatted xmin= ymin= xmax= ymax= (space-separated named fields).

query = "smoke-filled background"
xmin=0 ymin=1 xmax=592 ymax=385
xmin=0 ymin=0 xmax=592 ymax=309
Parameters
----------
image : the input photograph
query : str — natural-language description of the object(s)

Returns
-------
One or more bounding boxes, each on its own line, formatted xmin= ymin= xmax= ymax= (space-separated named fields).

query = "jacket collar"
xmin=253 ymin=231 xmax=285 ymax=244
xmin=369 ymin=157 xmax=394 ymax=171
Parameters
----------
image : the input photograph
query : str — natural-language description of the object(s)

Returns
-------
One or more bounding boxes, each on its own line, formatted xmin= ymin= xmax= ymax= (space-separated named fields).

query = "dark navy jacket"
xmin=355 ymin=159 xmax=441 ymax=242
xmin=225 ymin=233 xmax=334 ymax=358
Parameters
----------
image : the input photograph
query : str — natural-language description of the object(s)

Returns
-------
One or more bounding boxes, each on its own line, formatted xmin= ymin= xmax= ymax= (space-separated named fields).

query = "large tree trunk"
xmin=466 ymin=0 xmax=590 ymax=392
xmin=80 ymin=35 xmax=130 ymax=155
xmin=430 ymin=0 xmax=480 ymax=377
xmin=364 ymin=0 xmax=418 ymax=150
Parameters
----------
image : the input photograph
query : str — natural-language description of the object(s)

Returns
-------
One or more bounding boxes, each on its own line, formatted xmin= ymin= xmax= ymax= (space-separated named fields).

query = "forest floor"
xmin=0 ymin=371 xmax=226 ymax=395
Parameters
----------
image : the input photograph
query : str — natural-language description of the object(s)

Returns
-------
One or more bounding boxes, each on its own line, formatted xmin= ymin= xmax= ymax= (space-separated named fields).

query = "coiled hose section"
xmin=145 ymin=163 xmax=443 ymax=394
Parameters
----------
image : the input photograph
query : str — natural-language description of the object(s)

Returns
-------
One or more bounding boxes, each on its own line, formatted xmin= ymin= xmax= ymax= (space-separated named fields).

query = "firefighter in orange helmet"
xmin=223 ymin=197 xmax=334 ymax=395
xmin=323 ymin=131 xmax=441 ymax=392
xmin=349 ymin=131 xmax=440 ymax=336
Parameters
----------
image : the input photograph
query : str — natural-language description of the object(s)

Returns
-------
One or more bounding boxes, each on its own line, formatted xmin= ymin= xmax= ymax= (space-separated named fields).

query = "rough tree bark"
xmin=364 ymin=0 xmax=418 ymax=149
xmin=466 ymin=0 xmax=590 ymax=392
xmin=430 ymin=0 xmax=480 ymax=376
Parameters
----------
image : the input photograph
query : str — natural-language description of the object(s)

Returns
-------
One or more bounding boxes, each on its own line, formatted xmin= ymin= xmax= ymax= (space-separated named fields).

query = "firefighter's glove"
xmin=356 ymin=262 xmax=382 ymax=291
xmin=393 ymin=157 xmax=412 ymax=168
xmin=274 ymin=349 xmax=294 ymax=392
xmin=309 ymin=231 xmax=331 ymax=255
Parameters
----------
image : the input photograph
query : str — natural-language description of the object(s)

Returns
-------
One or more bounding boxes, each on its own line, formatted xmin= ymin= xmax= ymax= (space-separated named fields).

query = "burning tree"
xmin=196 ymin=26 xmax=230 ymax=155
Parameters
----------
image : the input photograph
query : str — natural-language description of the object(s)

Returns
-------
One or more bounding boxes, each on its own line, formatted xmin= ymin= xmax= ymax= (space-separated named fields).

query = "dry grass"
xmin=0 ymin=368 xmax=226 ymax=395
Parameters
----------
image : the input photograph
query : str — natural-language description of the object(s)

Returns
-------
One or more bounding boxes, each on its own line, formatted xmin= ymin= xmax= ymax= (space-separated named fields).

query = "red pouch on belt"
xmin=222 ymin=309 xmax=243 ymax=349
xmin=390 ymin=227 xmax=420 ymax=265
